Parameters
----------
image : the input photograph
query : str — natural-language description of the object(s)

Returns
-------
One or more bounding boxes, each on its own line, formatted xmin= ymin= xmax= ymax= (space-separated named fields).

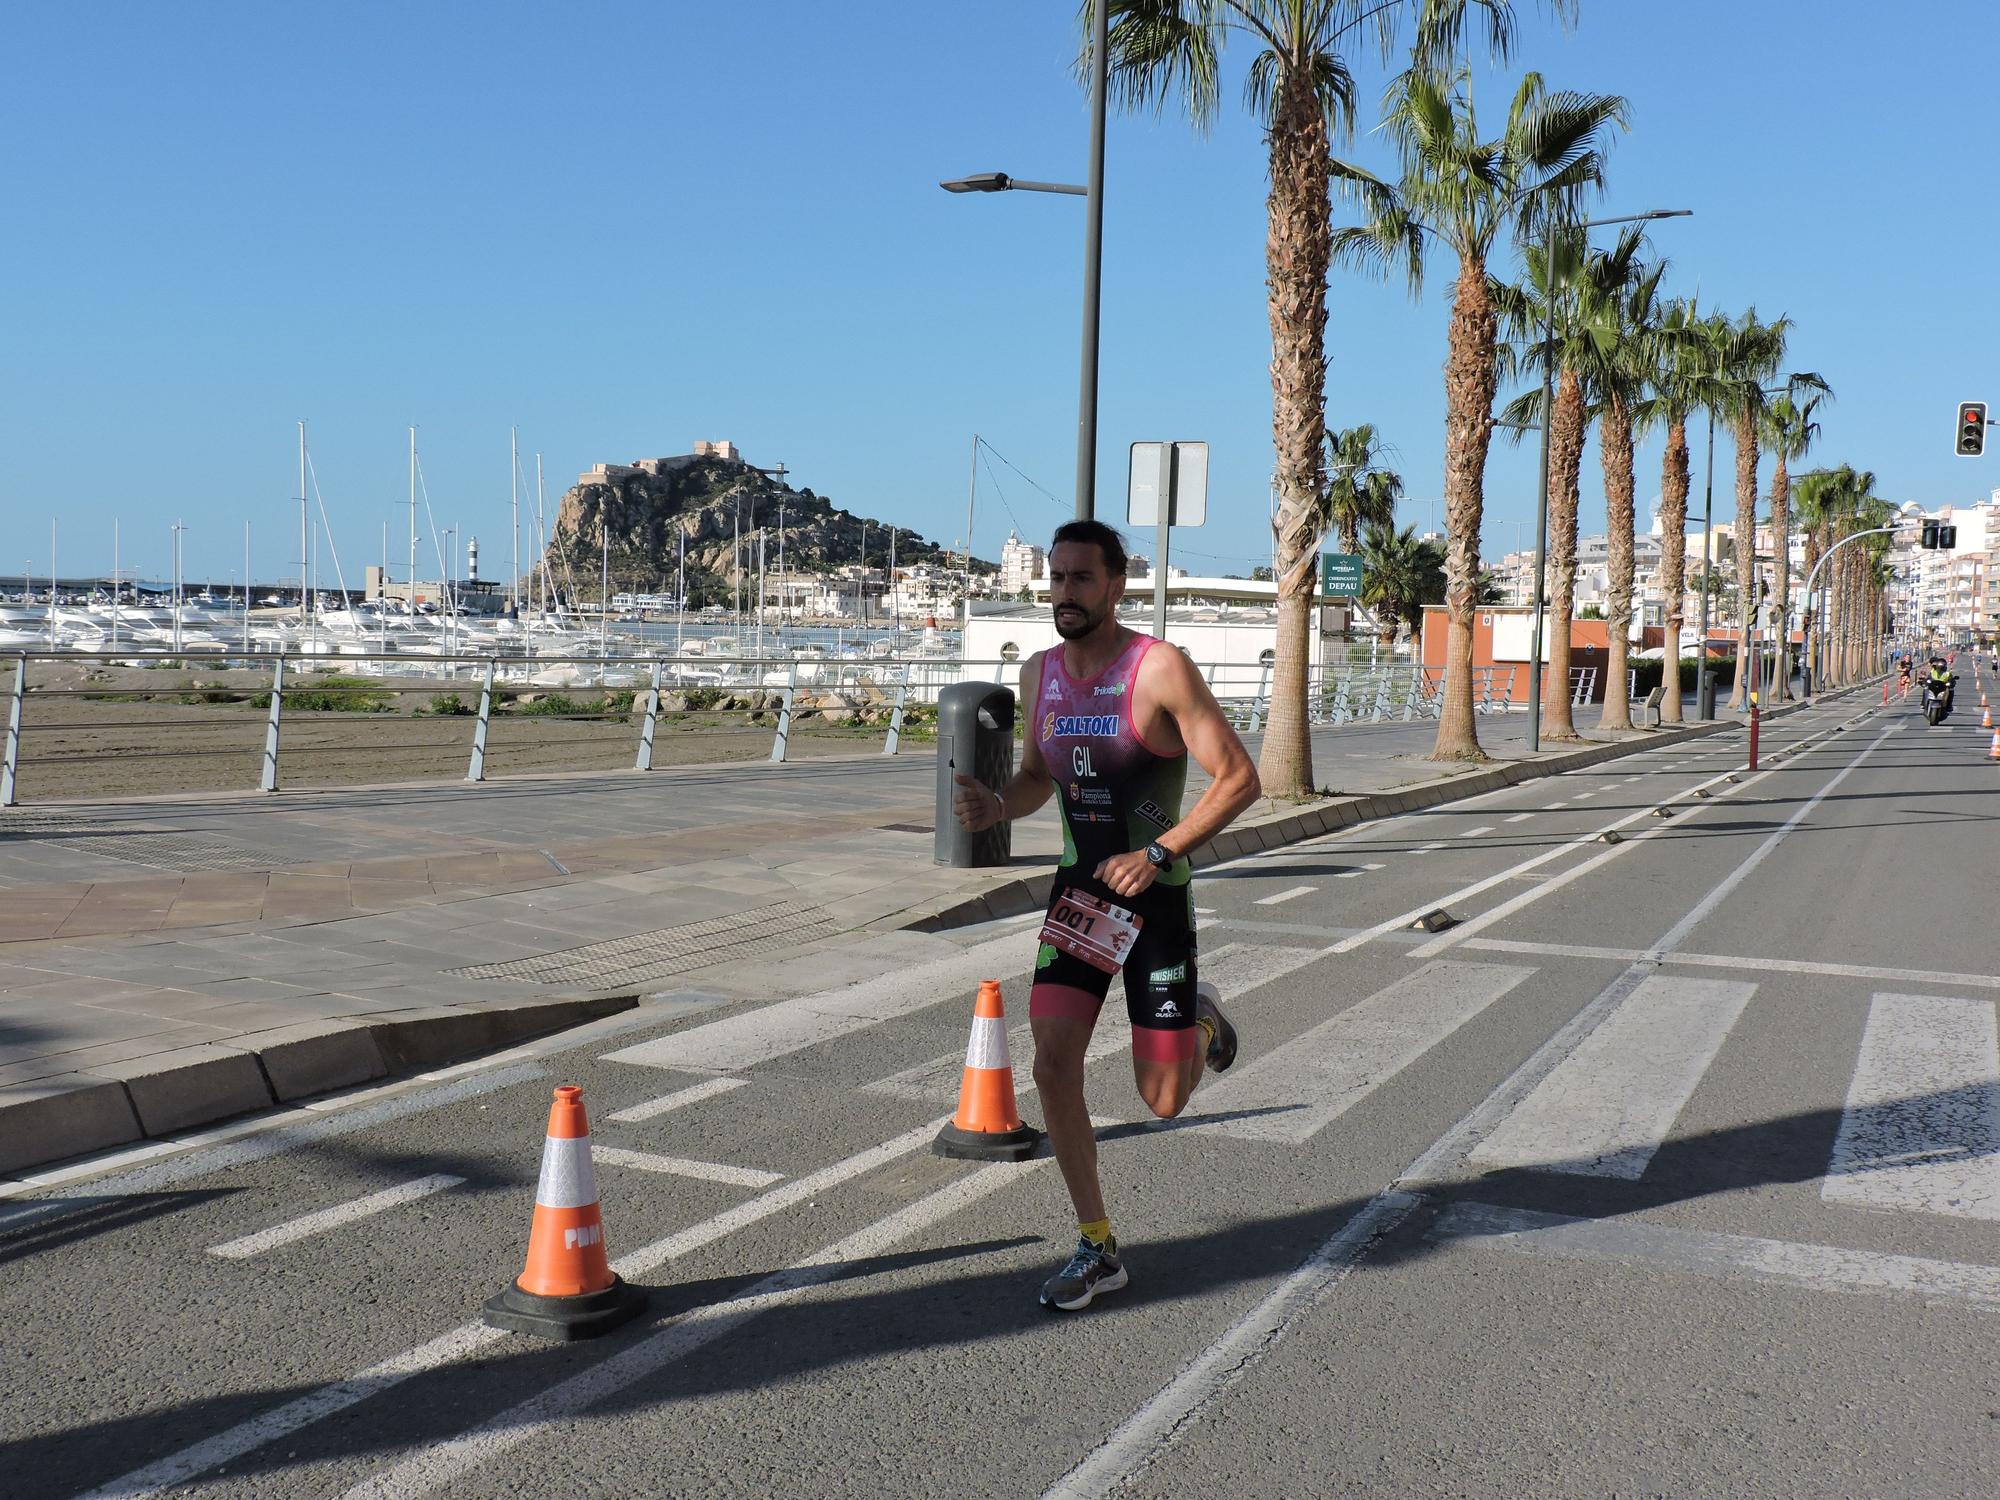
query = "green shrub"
xmin=683 ymin=688 xmax=723 ymax=711
xmin=603 ymin=689 xmax=636 ymax=715
xmin=251 ymin=674 xmax=391 ymax=713
xmin=176 ymin=688 xmax=244 ymax=705
xmin=426 ymin=692 xmax=471 ymax=717
xmin=516 ymin=693 xmax=594 ymax=716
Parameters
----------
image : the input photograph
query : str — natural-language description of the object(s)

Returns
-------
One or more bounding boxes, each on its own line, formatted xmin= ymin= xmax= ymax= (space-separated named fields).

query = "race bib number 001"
xmin=1039 ymin=889 xmax=1142 ymax=974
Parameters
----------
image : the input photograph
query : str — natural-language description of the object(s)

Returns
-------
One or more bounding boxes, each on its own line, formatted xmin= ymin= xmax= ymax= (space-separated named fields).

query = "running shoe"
xmin=1038 ymin=1235 xmax=1128 ymax=1311
xmin=1196 ymin=981 xmax=1237 ymax=1072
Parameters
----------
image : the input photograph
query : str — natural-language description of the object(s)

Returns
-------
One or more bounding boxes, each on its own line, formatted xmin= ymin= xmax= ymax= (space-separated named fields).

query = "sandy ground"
xmin=4 ymin=663 xmax=918 ymax=802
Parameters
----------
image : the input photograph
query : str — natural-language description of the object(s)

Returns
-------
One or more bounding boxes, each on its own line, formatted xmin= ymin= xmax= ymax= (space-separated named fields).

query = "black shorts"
xmin=1031 ymin=874 xmax=1198 ymax=1031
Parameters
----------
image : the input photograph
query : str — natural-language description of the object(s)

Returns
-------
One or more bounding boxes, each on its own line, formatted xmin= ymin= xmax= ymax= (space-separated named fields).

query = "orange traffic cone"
xmin=1983 ymin=705 xmax=1992 ymax=729
xmin=934 ymin=981 xmax=1042 ymax=1162
xmin=1989 ymin=729 xmax=2000 ymax=762
xmin=483 ymin=1085 xmax=648 ymax=1340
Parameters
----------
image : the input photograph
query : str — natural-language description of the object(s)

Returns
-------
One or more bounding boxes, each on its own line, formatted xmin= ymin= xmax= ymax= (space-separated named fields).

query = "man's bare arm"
xmin=1148 ymin=647 xmax=1261 ymax=859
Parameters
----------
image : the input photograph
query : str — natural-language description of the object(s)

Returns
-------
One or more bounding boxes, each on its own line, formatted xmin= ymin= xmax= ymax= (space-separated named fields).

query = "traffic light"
xmin=1940 ymin=524 xmax=1958 ymax=549
xmin=1957 ymin=401 xmax=1987 ymax=457
xmin=1923 ymin=520 xmax=1941 ymax=549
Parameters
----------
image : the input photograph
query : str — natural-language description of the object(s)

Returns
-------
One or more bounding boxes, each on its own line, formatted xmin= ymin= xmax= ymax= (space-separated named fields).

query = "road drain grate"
xmin=447 ymin=901 xmax=844 ymax=987
xmin=0 ymin=814 xmax=292 ymax=873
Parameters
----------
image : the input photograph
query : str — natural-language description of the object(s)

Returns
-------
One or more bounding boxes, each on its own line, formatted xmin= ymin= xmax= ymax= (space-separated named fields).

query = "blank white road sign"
xmin=1127 ymin=441 xmax=1208 ymax=527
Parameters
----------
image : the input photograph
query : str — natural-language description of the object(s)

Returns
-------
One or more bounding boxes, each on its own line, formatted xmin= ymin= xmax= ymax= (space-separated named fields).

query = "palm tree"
xmin=1320 ymin=423 xmax=1403 ymax=557
xmin=1758 ymin=378 xmax=1833 ymax=700
xmin=1493 ymin=226 xmax=1590 ymax=740
xmin=1097 ymin=0 xmax=1521 ymax=798
xmin=1357 ymin=521 xmax=1443 ymax=640
xmin=1581 ymin=233 xmax=1666 ymax=731
xmin=1634 ymin=299 xmax=1728 ymax=723
xmin=1335 ymin=67 xmax=1626 ymax=759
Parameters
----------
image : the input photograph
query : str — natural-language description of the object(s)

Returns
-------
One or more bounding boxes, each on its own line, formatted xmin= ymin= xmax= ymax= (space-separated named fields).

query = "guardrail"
xmin=0 ymin=646 xmax=1564 ymax=805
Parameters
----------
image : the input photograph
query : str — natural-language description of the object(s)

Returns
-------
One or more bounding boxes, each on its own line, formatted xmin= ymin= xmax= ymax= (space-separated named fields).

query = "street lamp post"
xmin=940 ymin=0 xmax=1107 ymax=521
xmin=1525 ymin=208 xmax=1692 ymax=753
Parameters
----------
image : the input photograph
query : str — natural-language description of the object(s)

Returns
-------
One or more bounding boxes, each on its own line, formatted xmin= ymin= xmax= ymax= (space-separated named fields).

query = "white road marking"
xmin=1623 ymin=775 xmax=1643 ymax=783
xmin=1544 ymin=801 xmax=1568 ymax=809
xmin=1198 ymin=962 xmax=1534 ymax=1145
xmin=1504 ymin=812 xmax=1535 ymax=824
xmin=206 ymin=1174 xmax=465 ymax=1261
xmin=1823 ymin=993 xmax=2000 ymax=1220
xmin=1413 ymin=841 xmax=1447 ymax=854
xmin=606 ymin=1076 xmax=748 ymax=1124
xmin=600 ymin=930 xmax=1026 ymax=1073
xmin=336 ymin=1153 xmax=1048 ymax=1499
xmin=1461 ymin=938 xmax=2000 ymax=992
xmin=591 ymin=1147 xmax=783 ymax=1189
xmin=1254 ymin=885 xmax=1316 ymax=906
xmin=82 ymin=1117 xmax=950 ymax=1500
xmin=1469 ymin=976 xmax=1756 ymax=1179
xmin=1571 ymin=791 xmax=1595 ymax=800
xmin=1431 ymin=1200 xmax=2000 ymax=1307
xmin=1333 ymin=863 xmax=1384 ymax=879
xmin=861 ymin=943 xmax=1322 ymax=1105
xmin=1458 ymin=826 xmax=1496 ymax=838
xmin=1194 ymin=906 xmax=1217 ymax=915
xmin=1409 ymin=723 xmax=1894 ymax=961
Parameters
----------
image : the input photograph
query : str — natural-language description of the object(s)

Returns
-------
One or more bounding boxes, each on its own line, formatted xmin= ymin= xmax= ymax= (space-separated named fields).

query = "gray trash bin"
xmin=935 ymin=681 xmax=1015 ymax=867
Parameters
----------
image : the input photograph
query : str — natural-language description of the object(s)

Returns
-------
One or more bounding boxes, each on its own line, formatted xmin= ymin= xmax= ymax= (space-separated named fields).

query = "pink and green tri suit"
xmin=1028 ymin=632 xmax=1199 ymax=1060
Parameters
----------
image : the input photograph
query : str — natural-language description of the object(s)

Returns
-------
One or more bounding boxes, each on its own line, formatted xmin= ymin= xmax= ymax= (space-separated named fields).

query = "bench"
xmin=1635 ymin=684 xmax=1666 ymax=729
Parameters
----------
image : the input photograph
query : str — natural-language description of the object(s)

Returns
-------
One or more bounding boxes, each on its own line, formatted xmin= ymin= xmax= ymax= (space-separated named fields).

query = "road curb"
xmin=0 ymin=992 xmax=639 ymax=1179
xmin=897 ymin=695 xmax=1870 ymax=938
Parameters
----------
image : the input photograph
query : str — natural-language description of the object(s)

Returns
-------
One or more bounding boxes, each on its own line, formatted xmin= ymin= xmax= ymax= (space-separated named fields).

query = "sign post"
xmin=1127 ymin=442 xmax=1208 ymax=638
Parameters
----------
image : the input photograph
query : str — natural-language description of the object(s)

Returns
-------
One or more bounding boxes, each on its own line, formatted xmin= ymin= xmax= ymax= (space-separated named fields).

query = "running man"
xmin=952 ymin=519 xmax=1261 ymax=1310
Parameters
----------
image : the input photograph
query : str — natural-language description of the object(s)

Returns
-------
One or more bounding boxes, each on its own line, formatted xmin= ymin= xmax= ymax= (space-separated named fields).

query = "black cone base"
xmin=934 ymin=1120 xmax=1041 ymax=1162
xmin=482 ymin=1274 xmax=649 ymax=1341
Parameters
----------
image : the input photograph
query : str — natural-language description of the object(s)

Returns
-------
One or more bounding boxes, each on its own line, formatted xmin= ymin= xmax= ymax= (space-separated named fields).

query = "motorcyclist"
xmin=1924 ymin=655 xmax=1954 ymax=716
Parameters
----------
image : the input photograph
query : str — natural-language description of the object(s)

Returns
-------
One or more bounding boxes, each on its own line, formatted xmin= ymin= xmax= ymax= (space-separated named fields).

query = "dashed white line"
xmin=1255 ymin=885 xmax=1317 ymax=907
xmin=1544 ymin=802 xmax=1568 ymax=810
xmin=1333 ymin=863 xmax=1384 ymax=879
xmin=1504 ymin=812 xmax=1535 ymax=824
xmin=1458 ymin=826 xmax=1496 ymax=839
xmin=606 ymin=1077 xmax=748 ymax=1124
xmin=1413 ymin=842 xmax=1447 ymax=855
xmin=206 ymin=1174 xmax=466 ymax=1261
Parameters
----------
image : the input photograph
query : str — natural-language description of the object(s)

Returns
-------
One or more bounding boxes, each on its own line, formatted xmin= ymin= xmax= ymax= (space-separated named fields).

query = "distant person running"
xmin=951 ymin=519 xmax=1260 ymax=1311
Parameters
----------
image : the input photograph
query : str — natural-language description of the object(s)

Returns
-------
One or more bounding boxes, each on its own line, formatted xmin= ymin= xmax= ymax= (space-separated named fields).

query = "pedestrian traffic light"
xmin=1957 ymin=402 xmax=1987 ymax=457
xmin=1940 ymin=524 xmax=1958 ymax=549
xmin=1923 ymin=520 xmax=1941 ymax=549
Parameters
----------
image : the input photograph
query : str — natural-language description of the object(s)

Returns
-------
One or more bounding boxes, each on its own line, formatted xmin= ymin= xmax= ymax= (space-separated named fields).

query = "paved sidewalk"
xmin=0 ymin=703 xmax=1813 ymax=1178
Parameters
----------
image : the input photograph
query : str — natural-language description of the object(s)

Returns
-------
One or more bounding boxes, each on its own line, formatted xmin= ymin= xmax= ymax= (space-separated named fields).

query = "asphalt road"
xmin=6 ymin=689 xmax=1998 ymax=1499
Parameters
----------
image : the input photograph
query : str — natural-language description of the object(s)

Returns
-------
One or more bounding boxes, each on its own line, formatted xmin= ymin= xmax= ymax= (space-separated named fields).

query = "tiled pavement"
xmin=0 ymin=709 xmax=1760 ymax=1176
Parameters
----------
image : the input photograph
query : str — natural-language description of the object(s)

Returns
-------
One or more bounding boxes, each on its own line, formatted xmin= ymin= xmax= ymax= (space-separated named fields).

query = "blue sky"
xmin=4 ymin=2 xmax=1995 ymax=588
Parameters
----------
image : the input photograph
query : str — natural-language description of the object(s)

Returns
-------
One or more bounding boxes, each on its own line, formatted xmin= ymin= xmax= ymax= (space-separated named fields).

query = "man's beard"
xmin=1053 ymin=603 xmax=1099 ymax=641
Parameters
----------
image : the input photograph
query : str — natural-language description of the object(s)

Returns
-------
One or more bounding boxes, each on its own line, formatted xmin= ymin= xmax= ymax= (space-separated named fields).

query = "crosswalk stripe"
xmin=206 ymin=1174 xmax=465 ymax=1260
xmin=1195 ymin=961 xmax=1533 ymax=1145
xmin=591 ymin=1147 xmax=782 ymax=1189
xmin=1431 ymin=1201 xmax=2000 ymax=1307
xmin=1823 ymin=992 xmax=2000 ymax=1221
xmin=1468 ymin=976 xmax=1756 ymax=1179
xmin=860 ymin=942 xmax=1323 ymax=1104
xmin=599 ymin=931 xmax=1026 ymax=1073
xmin=606 ymin=1077 xmax=748 ymax=1124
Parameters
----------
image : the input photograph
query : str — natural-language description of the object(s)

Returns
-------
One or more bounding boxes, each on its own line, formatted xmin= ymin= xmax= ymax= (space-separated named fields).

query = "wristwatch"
xmin=1143 ymin=840 xmax=1172 ymax=868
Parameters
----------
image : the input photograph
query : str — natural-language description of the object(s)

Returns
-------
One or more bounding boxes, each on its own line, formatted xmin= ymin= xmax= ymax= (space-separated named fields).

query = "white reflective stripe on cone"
xmin=534 ymin=1135 xmax=599 ymax=1210
xmin=964 ymin=1015 xmax=1011 ymax=1071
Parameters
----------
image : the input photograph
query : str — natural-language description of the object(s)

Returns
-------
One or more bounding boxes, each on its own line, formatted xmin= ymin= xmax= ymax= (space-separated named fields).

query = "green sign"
xmin=1321 ymin=552 xmax=1363 ymax=597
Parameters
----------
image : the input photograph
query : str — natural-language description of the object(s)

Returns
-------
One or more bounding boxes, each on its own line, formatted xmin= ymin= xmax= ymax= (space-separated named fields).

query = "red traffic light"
xmin=1964 ymin=408 xmax=1983 ymax=425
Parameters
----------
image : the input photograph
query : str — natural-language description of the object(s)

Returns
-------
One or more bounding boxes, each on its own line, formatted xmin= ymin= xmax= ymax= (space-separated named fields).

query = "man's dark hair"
xmin=1050 ymin=519 xmax=1130 ymax=577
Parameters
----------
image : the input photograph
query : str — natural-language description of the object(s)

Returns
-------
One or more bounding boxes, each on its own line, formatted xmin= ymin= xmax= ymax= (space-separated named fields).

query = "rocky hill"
xmin=535 ymin=454 xmax=991 ymax=603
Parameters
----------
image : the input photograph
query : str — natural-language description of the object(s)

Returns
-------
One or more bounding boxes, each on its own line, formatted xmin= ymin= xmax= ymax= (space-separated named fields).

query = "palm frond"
xmin=1095 ymin=0 xmax=1224 ymax=129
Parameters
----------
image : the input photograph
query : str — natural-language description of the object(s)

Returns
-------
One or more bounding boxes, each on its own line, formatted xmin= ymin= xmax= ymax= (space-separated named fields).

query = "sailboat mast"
xmin=509 ymin=426 xmax=520 ymax=615
xmin=407 ymin=427 xmax=418 ymax=621
xmin=298 ymin=420 xmax=310 ymax=638
xmin=534 ymin=453 xmax=548 ymax=616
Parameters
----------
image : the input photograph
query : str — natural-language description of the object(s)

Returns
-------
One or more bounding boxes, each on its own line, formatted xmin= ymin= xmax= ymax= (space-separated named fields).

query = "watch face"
xmin=1146 ymin=841 xmax=1169 ymax=867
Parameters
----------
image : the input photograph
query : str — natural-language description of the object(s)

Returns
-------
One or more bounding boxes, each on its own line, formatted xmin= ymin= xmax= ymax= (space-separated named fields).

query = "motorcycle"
xmin=1921 ymin=674 xmax=1956 ymax=726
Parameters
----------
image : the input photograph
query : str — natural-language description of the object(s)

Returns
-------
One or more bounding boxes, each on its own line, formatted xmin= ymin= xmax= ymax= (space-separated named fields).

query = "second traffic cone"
xmin=935 ymin=981 xmax=1042 ymax=1162
xmin=1983 ymin=705 xmax=1992 ymax=729
xmin=483 ymin=1085 xmax=648 ymax=1340
xmin=1989 ymin=729 xmax=2000 ymax=761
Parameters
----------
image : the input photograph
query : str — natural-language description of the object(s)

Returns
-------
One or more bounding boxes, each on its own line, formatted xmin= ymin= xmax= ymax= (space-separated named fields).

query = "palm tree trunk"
xmin=1769 ymin=456 xmax=1792 ymax=701
xmin=1727 ymin=410 xmax=1759 ymax=708
xmin=1541 ymin=368 xmax=1586 ymax=739
xmin=1253 ymin=73 xmax=1332 ymax=801
xmin=1429 ymin=255 xmax=1498 ymax=761
xmin=1658 ymin=419 xmax=1691 ymax=723
xmin=1599 ymin=391 xmax=1638 ymax=731
xmin=1799 ymin=529 xmax=1821 ymax=693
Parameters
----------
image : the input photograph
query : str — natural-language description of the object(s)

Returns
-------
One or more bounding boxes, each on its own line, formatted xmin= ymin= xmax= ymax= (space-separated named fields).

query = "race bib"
xmin=1039 ymin=889 xmax=1142 ymax=974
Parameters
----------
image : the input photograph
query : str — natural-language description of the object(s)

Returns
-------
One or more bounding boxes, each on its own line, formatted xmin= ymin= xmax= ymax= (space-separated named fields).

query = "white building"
xmin=999 ymin=531 xmax=1046 ymax=596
